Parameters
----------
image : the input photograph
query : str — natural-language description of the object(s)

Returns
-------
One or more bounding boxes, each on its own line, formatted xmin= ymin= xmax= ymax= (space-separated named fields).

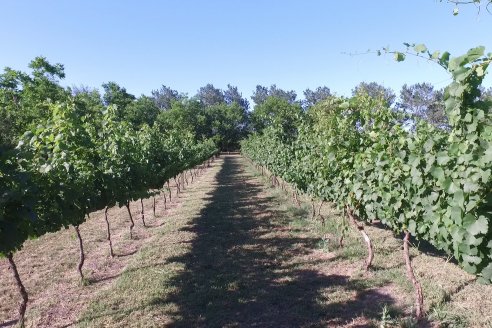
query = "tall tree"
xmin=224 ymin=84 xmax=249 ymax=111
xmin=398 ymin=83 xmax=447 ymax=128
xmin=250 ymin=96 xmax=303 ymax=136
xmin=125 ymin=95 xmax=160 ymax=128
xmin=303 ymin=86 xmax=332 ymax=108
xmin=0 ymin=57 xmax=68 ymax=148
xmin=102 ymin=82 xmax=135 ymax=110
xmin=151 ymin=85 xmax=184 ymax=110
xmin=480 ymin=86 xmax=492 ymax=101
xmin=196 ymin=84 xmax=224 ymax=107
xmin=155 ymin=99 xmax=208 ymax=138
xmin=71 ymin=85 xmax=104 ymax=117
xmin=251 ymin=84 xmax=297 ymax=106
xmin=352 ymin=82 xmax=396 ymax=107
xmin=206 ymin=102 xmax=247 ymax=151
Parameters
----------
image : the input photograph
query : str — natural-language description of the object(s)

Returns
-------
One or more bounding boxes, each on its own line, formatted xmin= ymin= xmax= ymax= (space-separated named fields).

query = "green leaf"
xmin=463 ymin=254 xmax=482 ymax=265
xmin=480 ymin=264 xmax=492 ymax=282
xmin=448 ymin=83 xmax=466 ymax=97
xmin=450 ymin=206 xmax=462 ymax=224
xmin=466 ymin=216 xmax=488 ymax=235
xmin=423 ymin=139 xmax=434 ymax=152
xmin=443 ymin=178 xmax=459 ymax=194
xmin=394 ymin=52 xmax=405 ymax=62
xmin=408 ymin=220 xmax=416 ymax=234
xmin=440 ymin=51 xmax=450 ymax=65
xmin=476 ymin=66 xmax=485 ymax=77
xmin=39 ymin=164 xmax=52 ymax=174
xmin=453 ymin=190 xmax=465 ymax=210
xmin=466 ymin=46 xmax=485 ymax=62
xmin=436 ymin=152 xmax=450 ymax=165
xmin=430 ymin=166 xmax=445 ymax=182
xmin=414 ymin=44 xmax=427 ymax=53
xmin=463 ymin=180 xmax=479 ymax=193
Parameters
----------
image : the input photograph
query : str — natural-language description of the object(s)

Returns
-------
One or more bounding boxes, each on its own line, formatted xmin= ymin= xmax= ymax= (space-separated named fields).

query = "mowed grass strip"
xmin=75 ymin=155 xmax=397 ymax=327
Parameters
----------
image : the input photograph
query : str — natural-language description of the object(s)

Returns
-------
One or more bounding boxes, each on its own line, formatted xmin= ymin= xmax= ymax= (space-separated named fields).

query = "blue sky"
xmin=1 ymin=0 xmax=491 ymax=103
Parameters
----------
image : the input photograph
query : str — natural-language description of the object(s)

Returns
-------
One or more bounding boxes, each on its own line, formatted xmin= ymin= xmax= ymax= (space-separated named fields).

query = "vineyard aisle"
xmin=2 ymin=155 xmax=491 ymax=327
xmin=77 ymin=154 xmax=410 ymax=327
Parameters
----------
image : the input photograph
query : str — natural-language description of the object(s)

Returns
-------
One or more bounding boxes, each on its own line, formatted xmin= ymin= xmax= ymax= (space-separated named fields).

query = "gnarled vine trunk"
xmin=140 ymin=198 xmax=146 ymax=227
xmin=174 ymin=176 xmax=180 ymax=196
xmin=104 ymin=206 xmax=114 ymax=257
xmin=167 ymin=181 xmax=172 ymax=202
xmin=293 ymin=191 xmax=301 ymax=208
xmin=125 ymin=201 xmax=135 ymax=239
xmin=7 ymin=253 xmax=28 ymax=328
xmin=346 ymin=206 xmax=373 ymax=271
xmin=403 ymin=231 xmax=424 ymax=319
xmin=74 ymin=225 xmax=85 ymax=281
xmin=317 ymin=201 xmax=324 ymax=217
xmin=153 ymin=196 xmax=156 ymax=217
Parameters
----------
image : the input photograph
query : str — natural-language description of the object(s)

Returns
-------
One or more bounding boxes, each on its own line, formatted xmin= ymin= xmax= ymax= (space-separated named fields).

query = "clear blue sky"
xmin=1 ymin=0 xmax=491 ymax=102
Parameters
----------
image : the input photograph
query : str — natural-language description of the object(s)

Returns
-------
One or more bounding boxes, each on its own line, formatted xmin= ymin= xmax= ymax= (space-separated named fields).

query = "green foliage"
xmin=155 ymin=99 xmax=208 ymax=138
xmin=242 ymin=46 xmax=492 ymax=283
xmin=0 ymin=148 xmax=35 ymax=255
xmin=0 ymin=57 xmax=69 ymax=148
xmin=102 ymin=81 xmax=135 ymax=110
xmin=124 ymin=95 xmax=160 ymax=128
xmin=1 ymin=100 xmax=217 ymax=257
xmin=250 ymin=96 xmax=303 ymax=136
xmin=156 ymin=97 xmax=248 ymax=151
xmin=0 ymin=56 xmax=236 ymax=259
xmin=16 ymin=101 xmax=98 ymax=234
xmin=206 ymin=102 xmax=247 ymax=151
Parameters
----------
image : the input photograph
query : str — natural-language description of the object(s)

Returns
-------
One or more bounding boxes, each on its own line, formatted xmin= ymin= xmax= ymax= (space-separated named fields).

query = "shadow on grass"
xmin=151 ymin=156 xmax=403 ymax=327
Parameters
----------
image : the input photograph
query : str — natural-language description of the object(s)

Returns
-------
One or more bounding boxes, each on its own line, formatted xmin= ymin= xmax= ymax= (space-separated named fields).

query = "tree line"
xmin=5 ymin=56 xmax=489 ymax=153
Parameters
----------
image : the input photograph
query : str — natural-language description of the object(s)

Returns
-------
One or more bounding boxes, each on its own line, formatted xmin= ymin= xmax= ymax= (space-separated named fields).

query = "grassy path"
xmin=2 ymin=155 xmax=491 ymax=327
xmin=77 ymin=155 xmax=406 ymax=327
